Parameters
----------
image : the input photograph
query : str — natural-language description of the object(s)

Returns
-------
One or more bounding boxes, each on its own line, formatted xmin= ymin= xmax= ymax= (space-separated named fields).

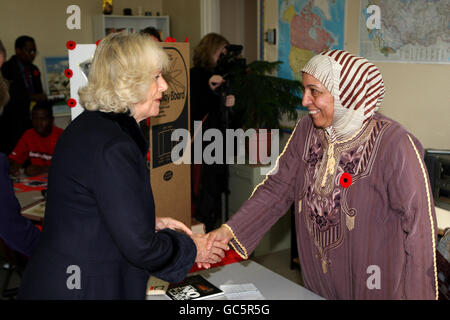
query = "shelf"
xmin=92 ymin=15 xmax=170 ymax=42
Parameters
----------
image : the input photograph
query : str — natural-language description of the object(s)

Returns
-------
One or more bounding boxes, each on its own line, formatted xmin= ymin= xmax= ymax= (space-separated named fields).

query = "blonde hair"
xmin=79 ymin=32 xmax=168 ymax=113
xmin=193 ymin=33 xmax=229 ymax=70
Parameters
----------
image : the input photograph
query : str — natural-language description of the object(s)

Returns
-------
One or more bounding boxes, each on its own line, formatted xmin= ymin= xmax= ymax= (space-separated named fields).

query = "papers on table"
xmin=220 ymin=283 xmax=265 ymax=300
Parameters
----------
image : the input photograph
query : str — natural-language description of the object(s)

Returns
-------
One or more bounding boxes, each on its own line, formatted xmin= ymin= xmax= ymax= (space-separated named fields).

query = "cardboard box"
xmin=150 ymin=43 xmax=191 ymax=227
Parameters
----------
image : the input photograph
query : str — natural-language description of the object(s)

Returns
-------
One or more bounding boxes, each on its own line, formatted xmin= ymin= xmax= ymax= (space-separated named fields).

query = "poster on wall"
xmin=359 ymin=0 xmax=450 ymax=64
xmin=277 ymin=0 xmax=346 ymax=130
xmin=277 ymin=0 xmax=346 ymax=82
xmin=43 ymin=56 xmax=71 ymax=115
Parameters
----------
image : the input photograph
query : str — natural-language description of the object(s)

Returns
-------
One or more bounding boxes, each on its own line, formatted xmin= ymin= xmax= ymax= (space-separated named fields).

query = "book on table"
xmin=166 ymin=275 xmax=224 ymax=300
xmin=146 ymin=276 xmax=169 ymax=296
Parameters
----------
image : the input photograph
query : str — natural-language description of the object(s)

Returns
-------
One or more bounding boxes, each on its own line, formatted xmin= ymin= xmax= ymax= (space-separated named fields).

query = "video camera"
xmin=214 ymin=44 xmax=246 ymax=88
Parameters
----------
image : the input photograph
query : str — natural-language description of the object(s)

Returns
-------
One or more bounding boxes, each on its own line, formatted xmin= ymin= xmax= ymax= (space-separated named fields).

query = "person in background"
xmin=141 ymin=26 xmax=162 ymax=42
xmin=18 ymin=32 xmax=228 ymax=300
xmin=0 ymin=46 xmax=40 ymax=259
xmin=0 ymin=40 xmax=9 ymax=110
xmin=0 ymin=35 xmax=47 ymax=155
xmin=9 ymin=101 xmax=63 ymax=177
xmin=190 ymin=33 xmax=236 ymax=232
xmin=207 ymin=50 xmax=438 ymax=300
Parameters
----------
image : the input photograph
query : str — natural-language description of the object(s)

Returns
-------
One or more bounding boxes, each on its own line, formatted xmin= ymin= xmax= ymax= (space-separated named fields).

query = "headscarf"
xmin=301 ymin=50 xmax=385 ymax=141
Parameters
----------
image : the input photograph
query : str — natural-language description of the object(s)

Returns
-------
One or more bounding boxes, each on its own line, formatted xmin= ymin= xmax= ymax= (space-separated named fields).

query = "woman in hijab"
xmin=206 ymin=50 xmax=438 ymax=300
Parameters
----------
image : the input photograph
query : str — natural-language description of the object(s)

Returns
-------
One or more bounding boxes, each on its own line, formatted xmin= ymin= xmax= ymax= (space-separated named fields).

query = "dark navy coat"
xmin=0 ymin=153 xmax=40 ymax=257
xmin=18 ymin=110 xmax=196 ymax=300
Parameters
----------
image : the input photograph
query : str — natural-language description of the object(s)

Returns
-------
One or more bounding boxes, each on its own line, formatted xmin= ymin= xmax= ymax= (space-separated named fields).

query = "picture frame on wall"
xmin=43 ymin=56 xmax=71 ymax=116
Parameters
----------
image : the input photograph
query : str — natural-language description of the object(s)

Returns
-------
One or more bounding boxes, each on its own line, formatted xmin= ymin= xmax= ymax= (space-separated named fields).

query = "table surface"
xmin=148 ymin=260 xmax=324 ymax=300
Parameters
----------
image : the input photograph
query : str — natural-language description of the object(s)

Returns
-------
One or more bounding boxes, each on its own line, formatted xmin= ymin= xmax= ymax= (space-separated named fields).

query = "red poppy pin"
xmin=67 ymin=98 xmax=77 ymax=108
xmin=33 ymin=70 xmax=40 ymax=77
xmin=340 ymin=173 xmax=352 ymax=188
xmin=66 ymin=40 xmax=77 ymax=50
xmin=64 ymin=69 xmax=73 ymax=78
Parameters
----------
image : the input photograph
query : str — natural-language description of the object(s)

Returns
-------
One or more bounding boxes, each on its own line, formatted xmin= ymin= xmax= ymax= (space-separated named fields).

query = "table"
xmin=148 ymin=260 xmax=324 ymax=300
xmin=436 ymin=206 xmax=450 ymax=236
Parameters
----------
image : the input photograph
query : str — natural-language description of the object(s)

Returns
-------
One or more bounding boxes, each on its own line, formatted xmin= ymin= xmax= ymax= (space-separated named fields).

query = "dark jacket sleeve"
xmin=386 ymin=132 xmax=438 ymax=300
xmin=92 ymin=137 xmax=196 ymax=283
xmin=0 ymin=154 xmax=40 ymax=257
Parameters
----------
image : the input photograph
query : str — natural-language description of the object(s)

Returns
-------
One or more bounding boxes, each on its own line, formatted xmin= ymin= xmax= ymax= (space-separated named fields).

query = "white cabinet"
xmin=92 ymin=15 xmax=170 ymax=41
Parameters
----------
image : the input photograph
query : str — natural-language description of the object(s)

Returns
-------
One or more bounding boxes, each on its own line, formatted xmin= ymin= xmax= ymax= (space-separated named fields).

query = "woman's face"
xmin=301 ymin=72 xmax=334 ymax=129
xmin=133 ymin=72 xmax=168 ymax=122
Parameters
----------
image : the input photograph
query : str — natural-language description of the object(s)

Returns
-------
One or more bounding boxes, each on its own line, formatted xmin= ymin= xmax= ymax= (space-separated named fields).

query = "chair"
xmin=0 ymin=238 xmax=27 ymax=299
xmin=437 ymin=228 xmax=450 ymax=300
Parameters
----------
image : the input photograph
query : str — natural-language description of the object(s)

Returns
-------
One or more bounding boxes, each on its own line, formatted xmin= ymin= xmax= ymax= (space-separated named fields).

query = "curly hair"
xmin=193 ymin=33 xmax=229 ymax=70
xmin=78 ymin=32 xmax=169 ymax=114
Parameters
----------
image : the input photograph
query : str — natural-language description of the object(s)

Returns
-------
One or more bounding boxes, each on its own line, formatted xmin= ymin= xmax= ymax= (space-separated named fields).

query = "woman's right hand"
xmin=205 ymin=224 xmax=234 ymax=251
xmin=191 ymin=233 xmax=229 ymax=269
xmin=208 ymin=75 xmax=225 ymax=91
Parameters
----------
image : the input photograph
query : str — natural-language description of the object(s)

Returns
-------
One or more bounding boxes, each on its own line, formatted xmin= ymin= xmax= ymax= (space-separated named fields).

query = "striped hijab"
xmin=302 ymin=50 xmax=385 ymax=141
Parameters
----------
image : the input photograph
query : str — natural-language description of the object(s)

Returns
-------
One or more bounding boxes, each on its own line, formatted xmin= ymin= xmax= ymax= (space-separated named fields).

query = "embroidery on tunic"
xmin=300 ymin=118 xmax=390 ymax=273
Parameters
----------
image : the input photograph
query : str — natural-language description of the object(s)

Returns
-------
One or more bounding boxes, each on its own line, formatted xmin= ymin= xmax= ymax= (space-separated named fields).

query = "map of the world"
xmin=360 ymin=0 xmax=450 ymax=64
xmin=278 ymin=0 xmax=346 ymax=81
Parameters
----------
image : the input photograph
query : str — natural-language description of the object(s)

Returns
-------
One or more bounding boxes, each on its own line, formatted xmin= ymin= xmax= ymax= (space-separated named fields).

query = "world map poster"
xmin=278 ymin=0 xmax=346 ymax=81
xmin=360 ymin=0 xmax=450 ymax=64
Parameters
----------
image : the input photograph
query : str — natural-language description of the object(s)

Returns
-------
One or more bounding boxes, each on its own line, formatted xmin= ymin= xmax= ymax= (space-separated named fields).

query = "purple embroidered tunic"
xmin=226 ymin=113 xmax=438 ymax=300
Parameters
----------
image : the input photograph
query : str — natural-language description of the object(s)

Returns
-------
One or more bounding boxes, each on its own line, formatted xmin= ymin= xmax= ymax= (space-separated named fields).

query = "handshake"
xmin=156 ymin=217 xmax=234 ymax=269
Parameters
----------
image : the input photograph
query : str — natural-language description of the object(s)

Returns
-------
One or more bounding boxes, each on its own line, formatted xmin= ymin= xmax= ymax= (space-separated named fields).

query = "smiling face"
xmin=132 ymin=72 xmax=168 ymax=122
xmin=301 ymin=72 xmax=334 ymax=129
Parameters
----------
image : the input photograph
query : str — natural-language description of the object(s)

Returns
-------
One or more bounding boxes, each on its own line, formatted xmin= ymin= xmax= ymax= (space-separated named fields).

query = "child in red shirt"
xmin=9 ymin=102 xmax=63 ymax=176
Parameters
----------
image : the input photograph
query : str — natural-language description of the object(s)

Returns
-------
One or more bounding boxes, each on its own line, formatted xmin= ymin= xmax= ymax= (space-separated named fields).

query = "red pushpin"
xmin=96 ymin=39 xmax=102 ymax=46
xmin=66 ymin=40 xmax=77 ymax=50
xmin=67 ymin=98 xmax=77 ymax=108
xmin=64 ymin=69 xmax=73 ymax=78
xmin=185 ymin=37 xmax=189 ymax=43
xmin=340 ymin=173 xmax=352 ymax=188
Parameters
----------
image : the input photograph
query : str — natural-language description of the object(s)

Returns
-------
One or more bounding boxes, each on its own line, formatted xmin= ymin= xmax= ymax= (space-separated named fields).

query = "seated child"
xmin=9 ymin=102 xmax=63 ymax=177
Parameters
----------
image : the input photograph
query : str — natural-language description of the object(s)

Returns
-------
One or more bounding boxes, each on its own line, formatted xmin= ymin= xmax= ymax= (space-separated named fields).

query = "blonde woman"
xmin=18 ymin=32 xmax=227 ymax=300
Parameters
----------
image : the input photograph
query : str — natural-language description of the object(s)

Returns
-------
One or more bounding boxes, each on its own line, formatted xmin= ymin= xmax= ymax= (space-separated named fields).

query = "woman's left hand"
xmin=225 ymin=94 xmax=235 ymax=107
xmin=155 ymin=217 xmax=193 ymax=236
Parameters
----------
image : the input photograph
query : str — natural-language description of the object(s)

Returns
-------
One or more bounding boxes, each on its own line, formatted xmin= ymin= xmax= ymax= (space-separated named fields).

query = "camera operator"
xmin=190 ymin=33 xmax=236 ymax=232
